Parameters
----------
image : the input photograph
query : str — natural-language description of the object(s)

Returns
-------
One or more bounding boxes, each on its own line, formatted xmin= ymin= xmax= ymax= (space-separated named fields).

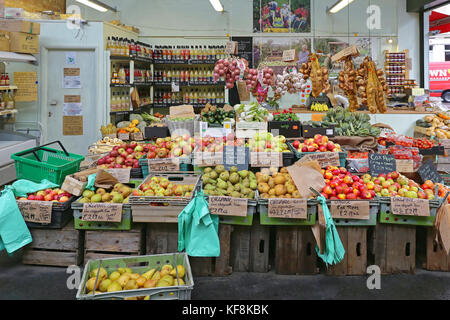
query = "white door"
xmin=43 ymin=49 xmax=98 ymax=155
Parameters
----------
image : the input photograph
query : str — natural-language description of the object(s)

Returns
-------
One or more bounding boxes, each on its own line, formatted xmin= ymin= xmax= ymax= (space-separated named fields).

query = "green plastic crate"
xmin=72 ymin=198 xmax=132 ymax=231
xmin=287 ymin=142 xmax=347 ymax=167
xmin=11 ymin=143 xmax=84 ymax=185
xmin=378 ymin=197 xmax=440 ymax=226
xmin=258 ymin=199 xmax=317 ymax=226
xmin=76 ymin=253 xmax=193 ymax=300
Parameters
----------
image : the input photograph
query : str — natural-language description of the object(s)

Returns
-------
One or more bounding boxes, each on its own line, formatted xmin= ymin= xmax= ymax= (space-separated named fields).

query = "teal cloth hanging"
xmin=178 ymin=190 xmax=220 ymax=257
xmin=316 ymin=195 xmax=346 ymax=266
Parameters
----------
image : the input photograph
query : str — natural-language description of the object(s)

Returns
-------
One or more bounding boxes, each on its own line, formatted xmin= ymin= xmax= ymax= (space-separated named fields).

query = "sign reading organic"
xmin=208 ymin=196 xmax=248 ymax=217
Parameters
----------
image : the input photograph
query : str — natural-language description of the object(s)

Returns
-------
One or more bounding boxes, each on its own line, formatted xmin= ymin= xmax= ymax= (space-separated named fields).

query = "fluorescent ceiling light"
xmin=76 ymin=0 xmax=117 ymax=12
xmin=328 ymin=0 xmax=355 ymax=14
xmin=209 ymin=0 xmax=224 ymax=12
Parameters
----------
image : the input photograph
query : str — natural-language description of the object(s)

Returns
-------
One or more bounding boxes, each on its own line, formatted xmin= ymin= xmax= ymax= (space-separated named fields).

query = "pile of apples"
xmin=321 ymin=166 xmax=375 ymax=200
xmin=370 ymin=172 xmax=431 ymax=199
xmin=97 ymin=142 xmax=146 ymax=169
xmin=422 ymin=180 xmax=448 ymax=202
xmin=17 ymin=188 xmax=72 ymax=203
xmin=292 ymin=134 xmax=342 ymax=153
xmin=78 ymin=184 xmax=133 ymax=204
xmin=135 ymin=176 xmax=195 ymax=198
xmin=248 ymin=133 xmax=290 ymax=153
xmin=195 ymin=133 xmax=245 ymax=152
xmin=146 ymin=135 xmax=195 ymax=160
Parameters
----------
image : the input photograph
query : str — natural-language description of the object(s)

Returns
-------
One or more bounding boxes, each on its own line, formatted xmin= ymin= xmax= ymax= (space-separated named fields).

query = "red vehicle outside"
xmin=429 ymin=62 xmax=450 ymax=102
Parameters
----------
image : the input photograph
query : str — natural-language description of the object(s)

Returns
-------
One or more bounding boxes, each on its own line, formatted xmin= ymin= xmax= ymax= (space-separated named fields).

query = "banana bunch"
xmin=100 ymin=123 xmax=117 ymax=135
xmin=311 ymin=103 xmax=329 ymax=112
xmin=88 ymin=137 xmax=124 ymax=154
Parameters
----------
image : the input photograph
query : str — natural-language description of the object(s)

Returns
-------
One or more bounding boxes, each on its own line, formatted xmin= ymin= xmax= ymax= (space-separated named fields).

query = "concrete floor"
xmin=1 ymin=251 xmax=449 ymax=300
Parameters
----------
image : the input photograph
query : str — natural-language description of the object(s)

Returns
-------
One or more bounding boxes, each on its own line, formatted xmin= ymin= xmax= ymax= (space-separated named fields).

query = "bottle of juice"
xmin=118 ymin=67 xmax=126 ymax=84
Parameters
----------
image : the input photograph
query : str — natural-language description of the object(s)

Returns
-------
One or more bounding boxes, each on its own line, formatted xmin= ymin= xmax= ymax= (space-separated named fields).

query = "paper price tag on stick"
xmin=208 ymin=197 xmax=248 ymax=217
xmin=268 ymin=198 xmax=307 ymax=219
xmin=82 ymin=203 xmax=123 ymax=222
xmin=17 ymin=200 xmax=53 ymax=224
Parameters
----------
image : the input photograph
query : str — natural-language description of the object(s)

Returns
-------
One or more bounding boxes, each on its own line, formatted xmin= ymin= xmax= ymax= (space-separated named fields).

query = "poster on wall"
xmin=253 ymin=0 xmax=311 ymax=33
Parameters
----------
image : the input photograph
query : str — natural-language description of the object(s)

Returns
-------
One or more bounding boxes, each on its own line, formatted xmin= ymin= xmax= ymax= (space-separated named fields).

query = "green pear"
xmin=238 ymin=170 xmax=249 ymax=178
xmin=209 ymin=171 xmax=218 ymax=180
xmin=217 ymin=178 xmax=227 ymax=189
xmin=219 ymin=171 xmax=230 ymax=181
xmin=230 ymin=166 xmax=238 ymax=173
xmin=229 ymin=172 xmax=240 ymax=184
xmin=215 ymin=165 xmax=225 ymax=174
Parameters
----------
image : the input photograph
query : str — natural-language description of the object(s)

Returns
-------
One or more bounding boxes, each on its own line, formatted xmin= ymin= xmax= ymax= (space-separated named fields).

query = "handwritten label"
xmin=391 ymin=197 xmax=430 ymax=217
xmin=118 ymin=133 xmax=130 ymax=141
xmin=169 ymin=105 xmax=195 ymax=119
xmin=208 ymin=196 xmax=248 ymax=217
xmin=130 ymin=132 xmax=144 ymax=141
xmin=282 ymin=49 xmax=296 ymax=62
xmin=106 ymin=168 xmax=131 ymax=183
xmin=148 ymin=159 xmax=180 ymax=172
xmin=440 ymin=139 xmax=450 ymax=150
xmin=418 ymin=160 xmax=444 ymax=184
xmin=396 ymin=159 xmax=414 ymax=173
xmin=225 ymin=41 xmax=238 ymax=55
xmin=63 ymin=116 xmax=83 ymax=135
xmin=64 ymin=68 xmax=80 ymax=76
xmin=82 ymin=203 xmax=123 ymax=222
xmin=369 ymin=153 xmax=396 ymax=176
xmin=194 ymin=151 xmax=223 ymax=166
xmin=298 ymin=152 xmax=340 ymax=168
xmin=17 ymin=200 xmax=52 ymax=224
xmin=268 ymin=198 xmax=307 ymax=219
xmin=14 ymin=72 xmax=37 ymax=102
xmin=330 ymin=201 xmax=370 ymax=220
xmin=250 ymin=152 xmax=283 ymax=167
xmin=64 ymin=95 xmax=81 ymax=103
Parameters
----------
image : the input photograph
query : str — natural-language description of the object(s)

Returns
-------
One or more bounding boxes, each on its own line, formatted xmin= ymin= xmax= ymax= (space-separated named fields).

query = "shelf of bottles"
xmin=0 ymin=73 xmax=16 ymax=117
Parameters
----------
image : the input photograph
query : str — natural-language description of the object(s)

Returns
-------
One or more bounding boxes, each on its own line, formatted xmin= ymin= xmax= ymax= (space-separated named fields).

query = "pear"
xmin=204 ymin=167 xmax=213 ymax=174
xmin=173 ymin=278 xmax=185 ymax=286
xmin=107 ymin=281 xmax=122 ymax=292
xmin=130 ymin=273 xmax=140 ymax=280
xmin=99 ymin=279 xmax=112 ymax=292
xmin=238 ymin=170 xmax=249 ymax=178
xmin=109 ymin=271 xmax=120 ymax=281
xmin=112 ymin=193 xmax=124 ymax=203
xmin=242 ymin=178 xmax=250 ymax=188
xmin=229 ymin=172 xmax=240 ymax=184
xmin=219 ymin=171 xmax=230 ymax=181
xmin=202 ymin=173 xmax=210 ymax=184
xmin=89 ymin=267 xmax=107 ymax=280
xmin=233 ymin=184 xmax=241 ymax=192
xmin=96 ymin=188 xmax=106 ymax=195
xmin=160 ymin=275 xmax=174 ymax=286
xmin=160 ymin=264 xmax=173 ymax=277
xmin=151 ymin=271 xmax=161 ymax=281
xmin=209 ymin=171 xmax=218 ymax=180
xmin=143 ymin=279 xmax=157 ymax=288
xmin=170 ymin=265 xmax=186 ymax=278
xmin=101 ymin=193 xmax=112 ymax=202
xmin=250 ymin=181 xmax=257 ymax=190
xmin=227 ymin=186 xmax=235 ymax=194
xmin=217 ymin=178 xmax=227 ymax=189
xmin=231 ymin=191 xmax=241 ymax=198
xmin=82 ymin=190 xmax=95 ymax=199
xmin=215 ymin=165 xmax=225 ymax=174
xmin=230 ymin=166 xmax=238 ymax=173
xmin=117 ymin=274 xmax=130 ymax=287
xmin=136 ymin=276 xmax=147 ymax=287
xmin=86 ymin=277 xmax=100 ymax=292
xmin=78 ymin=197 xmax=90 ymax=203
xmin=90 ymin=194 xmax=102 ymax=203
xmin=113 ymin=183 xmax=123 ymax=192
xmin=124 ymin=279 xmax=138 ymax=290
xmin=141 ymin=268 xmax=156 ymax=280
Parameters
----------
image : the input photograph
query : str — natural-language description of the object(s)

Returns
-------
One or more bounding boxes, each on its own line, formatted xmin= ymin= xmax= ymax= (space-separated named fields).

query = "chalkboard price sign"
xmin=369 ymin=153 xmax=396 ymax=176
xmin=418 ymin=160 xmax=444 ymax=184
xmin=231 ymin=37 xmax=253 ymax=68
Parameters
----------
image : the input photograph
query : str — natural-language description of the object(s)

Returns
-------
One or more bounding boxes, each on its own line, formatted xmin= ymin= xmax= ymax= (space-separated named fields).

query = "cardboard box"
xmin=0 ymin=30 xmax=9 ymax=51
xmin=0 ymin=19 xmax=40 ymax=34
xmin=9 ymin=31 xmax=38 ymax=54
xmin=61 ymin=175 xmax=87 ymax=197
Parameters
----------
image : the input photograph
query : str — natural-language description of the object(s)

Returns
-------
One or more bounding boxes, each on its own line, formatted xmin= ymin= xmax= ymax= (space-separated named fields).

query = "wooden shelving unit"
xmin=384 ymin=49 xmax=417 ymax=97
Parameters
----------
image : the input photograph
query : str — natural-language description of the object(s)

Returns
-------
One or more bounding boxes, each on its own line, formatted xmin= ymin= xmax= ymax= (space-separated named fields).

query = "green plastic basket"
xmin=76 ymin=253 xmax=193 ymax=300
xmin=11 ymin=141 xmax=84 ymax=185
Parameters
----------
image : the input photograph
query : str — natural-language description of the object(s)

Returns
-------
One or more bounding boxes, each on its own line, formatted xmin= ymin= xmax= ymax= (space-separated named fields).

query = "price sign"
xmin=297 ymin=152 xmax=340 ymax=168
xmin=209 ymin=196 xmax=248 ymax=217
xmin=330 ymin=201 xmax=370 ymax=220
xmin=418 ymin=160 xmax=444 ymax=184
xmin=369 ymin=153 xmax=396 ymax=176
xmin=106 ymin=168 xmax=131 ymax=183
xmin=82 ymin=203 xmax=123 ymax=222
xmin=148 ymin=159 xmax=180 ymax=172
xmin=225 ymin=41 xmax=238 ymax=54
xmin=130 ymin=132 xmax=144 ymax=141
xmin=268 ymin=198 xmax=307 ymax=219
xmin=391 ymin=197 xmax=430 ymax=217
xmin=250 ymin=152 xmax=283 ymax=167
xmin=118 ymin=133 xmax=130 ymax=141
xmin=396 ymin=159 xmax=414 ymax=173
xmin=282 ymin=49 xmax=296 ymax=62
xmin=17 ymin=200 xmax=52 ymax=224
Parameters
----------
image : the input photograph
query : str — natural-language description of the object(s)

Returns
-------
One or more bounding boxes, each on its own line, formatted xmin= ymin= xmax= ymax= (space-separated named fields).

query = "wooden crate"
xmin=146 ymin=223 xmax=232 ymax=277
xmin=190 ymin=224 xmax=233 ymax=277
xmin=275 ymin=226 xmax=318 ymax=275
xmin=22 ymin=221 xmax=83 ymax=267
xmin=84 ymin=224 xmax=145 ymax=261
xmin=425 ymin=228 xmax=450 ymax=271
xmin=374 ymin=224 xmax=416 ymax=274
xmin=230 ymin=220 xmax=270 ymax=273
xmin=326 ymin=227 xmax=367 ymax=276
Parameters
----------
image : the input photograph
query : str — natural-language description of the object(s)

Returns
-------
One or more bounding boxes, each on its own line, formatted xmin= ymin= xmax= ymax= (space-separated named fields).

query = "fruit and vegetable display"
xmin=100 ymin=123 xmax=118 ymax=136
xmin=248 ymin=133 xmax=290 ymax=153
xmin=195 ymin=134 xmax=245 ymax=152
xmin=356 ymin=57 xmax=388 ymax=114
xmin=321 ymin=107 xmax=381 ymax=137
xmin=145 ymin=135 xmax=195 ymax=159
xmin=370 ymin=172 xmax=434 ymax=200
xmin=83 ymin=264 xmax=187 ymax=296
xmin=338 ymin=55 xmax=360 ymax=112
xmin=320 ymin=167 xmax=376 ymax=200
xmin=381 ymin=133 xmax=439 ymax=150
xmin=272 ymin=109 xmax=299 ymax=122
xmin=78 ymin=184 xmax=133 ymax=204
xmin=257 ymin=167 xmax=302 ymax=199
xmin=16 ymin=188 xmax=72 ymax=203
xmin=89 ymin=137 xmax=125 ymax=155
xmin=200 ymin=103 xmax=235 ymax=125
xmin=299 ymin=53 xmax=330 ymax=98
xmin=96 ymin=142 xmax=147 ymax=169
xmin=140 ymin=112 xmax=165 ymax=127
xmin=423 ymin=181 xmax=450 ymax=203
xmin=213 ymin=57 xmax=249 ymax=89
xmin=136 ymin=177 xmax=195 ymax=198
xmin=291 ymin=134 xmax=342 ymax=153
xmin=202 ymin=166 xmax=257 ymax=199
xmin=416 ymin=114 xmax=450 ymax=139
xmin=234 ymin=102 xmax=274 ymax=122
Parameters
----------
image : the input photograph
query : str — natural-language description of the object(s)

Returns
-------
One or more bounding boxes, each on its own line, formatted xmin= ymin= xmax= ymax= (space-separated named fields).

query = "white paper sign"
xmin=63 ymin=103 xmax=82 ymax=116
